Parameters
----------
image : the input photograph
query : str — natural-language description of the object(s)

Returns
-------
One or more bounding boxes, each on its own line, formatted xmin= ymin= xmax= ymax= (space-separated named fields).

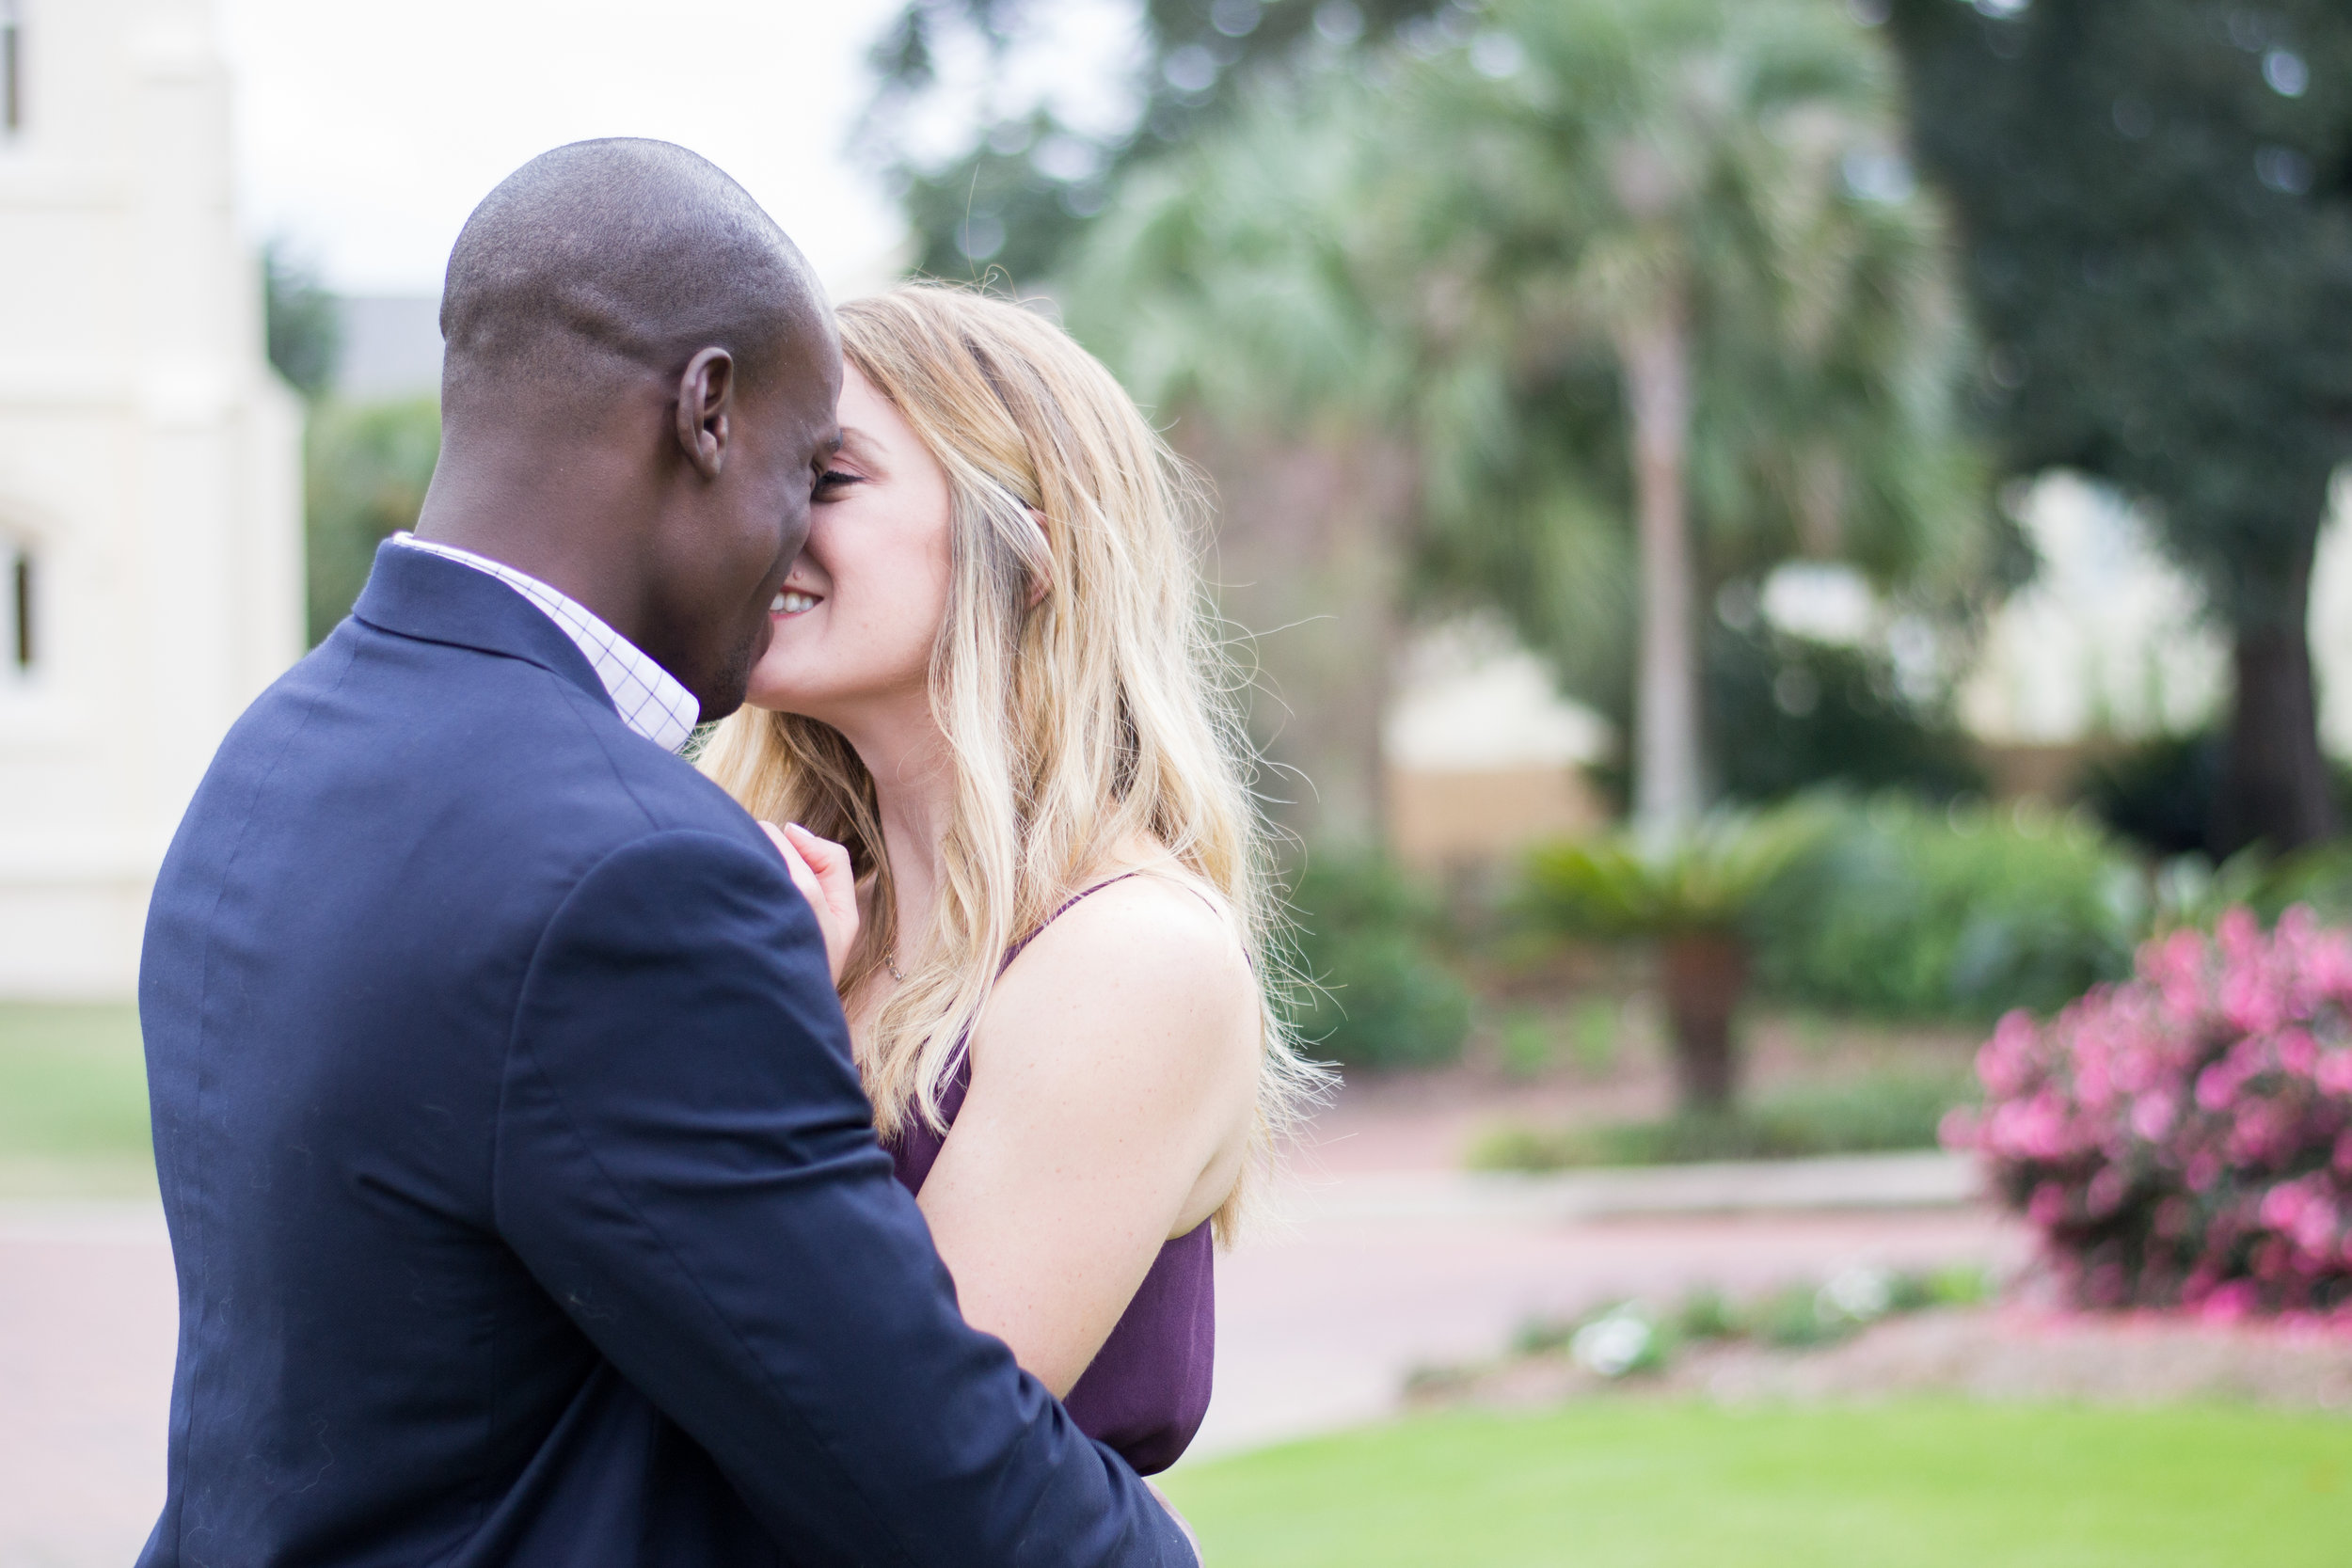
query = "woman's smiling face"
xmin=743 ymin=364 xmax=955 ymax=729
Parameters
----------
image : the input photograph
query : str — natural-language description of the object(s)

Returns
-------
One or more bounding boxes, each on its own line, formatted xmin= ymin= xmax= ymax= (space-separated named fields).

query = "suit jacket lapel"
xmin=350 ymin=540 xmax=615 ymax=717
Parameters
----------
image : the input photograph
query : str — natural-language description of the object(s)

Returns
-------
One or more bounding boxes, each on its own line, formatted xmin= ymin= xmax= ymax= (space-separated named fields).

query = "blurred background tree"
xmin=303 ymin=399 xmax=441 ymax=644
xmin=1061 ymin=0 xmax=2001 ymax=845
xmin=860 ymin=0 xmax=1452 ymax=282
xmin=1060 ymin=78 xmax=1457 ymax=843
xmin=1409 ymin=0 xmax=1999 ymax=833
xmin=263 ymin=235 xmax=442 ymax=643
xmin=261 ymin=240 xmax=341 ymax=402
xmin=1886 ymin=0 xmax=2352 ymax=856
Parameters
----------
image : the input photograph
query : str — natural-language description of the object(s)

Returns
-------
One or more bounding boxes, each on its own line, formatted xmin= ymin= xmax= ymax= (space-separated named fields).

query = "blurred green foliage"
xmin=1498 ymin=1009 xmax=1551 ymax=1079
xmin=1748 ymin=795 xmax=2143 ymax=1019
xmin=1060 ymin=0 xmax=2006 ymax=832
xmin=2081 ymin=729 xmax=2352 ymax=860
xmin=1523 ymin=808 xmax=1827 ymax=940
xmin=1510 ymin=1265 xmax=1995 ymax=1367
xmin=305 ymin=398 xmax=441 ymax=644
xmin=1566 ymin=998 xmax=1621 ymax=1075
xmin=1888 ymin=0 xmax=2352 ymax=852
xmin=1283 ymin=851 xmax=1471 ymax=1070
xmin=1708 ymin=620 xmax=1985 ymax=805
xmin=861 ymin=0 xmax=1447 ymax=281
xmin=262 ymin=240 xmax=341 ymax=401
xmin=2149 ymin=837 xmax=2352 ymax=932
xmin=2078 ymin=730 xmax=2230 ymax=858
xmin=1470 ymin=1064 xmax=1970 ymax=1170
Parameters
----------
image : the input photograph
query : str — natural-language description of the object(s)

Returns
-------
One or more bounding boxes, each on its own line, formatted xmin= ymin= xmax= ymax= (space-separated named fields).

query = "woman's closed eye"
xmin=814 ymin=467 xmax=866 ymax=500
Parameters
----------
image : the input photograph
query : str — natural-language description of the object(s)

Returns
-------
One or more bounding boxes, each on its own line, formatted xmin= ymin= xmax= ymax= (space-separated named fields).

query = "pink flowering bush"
xmin=1947 ymin=907 xmax=2352 ymax=1319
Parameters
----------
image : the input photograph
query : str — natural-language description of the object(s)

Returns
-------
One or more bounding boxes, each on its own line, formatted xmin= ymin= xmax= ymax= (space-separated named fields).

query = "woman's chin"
xmin=741 ymin=665 xmax=810 ymax=714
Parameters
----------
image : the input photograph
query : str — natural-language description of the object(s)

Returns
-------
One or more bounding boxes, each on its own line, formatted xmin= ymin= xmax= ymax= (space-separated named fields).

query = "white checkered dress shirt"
xmin=391 ymin=534 xmax=701 ymax=753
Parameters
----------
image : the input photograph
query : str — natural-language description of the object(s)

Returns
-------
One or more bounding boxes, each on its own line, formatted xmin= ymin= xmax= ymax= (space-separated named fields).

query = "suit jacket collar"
xmin=351 ymin=539 xmax=612 ymax=715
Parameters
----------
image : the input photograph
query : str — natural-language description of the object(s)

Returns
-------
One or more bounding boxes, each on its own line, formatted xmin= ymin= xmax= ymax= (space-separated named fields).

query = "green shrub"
xmin=306 ymin=397 xmax=441 ymax=644
xmin=1748 ymin=794 xmax=2143 ymax=1019
xmin=1753 ymin=1282 xmax=1843 ymax=1348
xmin=1523 ymin=808 xmax=1827 ymax=939
xmin=2079 ymin=728 xmax=2352 ymax=859
xmin=1469 ymin=1066 xmax=1972 ymax=1171
xmin=1498 ymin=1010 xmax=1552 ymax=1079
xmin=1673 ymin=1286 xmax=1739 ymax=1341
xmin=2078 ymin=731 xmax=2223 ymax=857
xmin=1708 ymin=620 xmax=1986 ymax=806
xmin=1284 ymin=852 xmax=1471 ymax=1070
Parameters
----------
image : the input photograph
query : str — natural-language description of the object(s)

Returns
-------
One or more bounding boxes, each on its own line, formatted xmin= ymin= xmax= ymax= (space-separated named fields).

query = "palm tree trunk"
xmin=1617 ymin=286 xmax=1702 ymax=836
xmin=1661 ymin=931 xmax=1747 ymax=1111
xmin=2212 ymin=548 xmax=2338 ymax=855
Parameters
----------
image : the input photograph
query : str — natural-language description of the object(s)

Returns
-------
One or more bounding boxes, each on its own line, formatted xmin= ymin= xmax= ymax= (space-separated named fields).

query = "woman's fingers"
xmin=779 ymin=822 xmax=858 ymax=924
xmin=758 ymin=820 xmax=824 ymax=906
xmin=759 ymin=820 xmax=858 ymax=981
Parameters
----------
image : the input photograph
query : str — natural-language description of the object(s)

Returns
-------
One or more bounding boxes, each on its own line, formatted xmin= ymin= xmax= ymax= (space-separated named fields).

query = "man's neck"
xmin=413 ymin=440 xmax=655 ymax=650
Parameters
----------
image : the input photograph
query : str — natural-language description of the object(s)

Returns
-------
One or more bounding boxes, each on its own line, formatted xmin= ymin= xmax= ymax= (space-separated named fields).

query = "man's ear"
xmin=675 ymin=347 xmax=735 ymax=480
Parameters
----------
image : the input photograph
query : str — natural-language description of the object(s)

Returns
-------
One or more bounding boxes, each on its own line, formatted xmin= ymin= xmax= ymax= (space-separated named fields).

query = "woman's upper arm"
xmin=914 ymin=880 xmax=1260 ymax=1397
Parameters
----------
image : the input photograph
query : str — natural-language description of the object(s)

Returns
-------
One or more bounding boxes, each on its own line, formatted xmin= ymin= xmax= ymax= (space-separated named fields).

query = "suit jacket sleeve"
xmin=494 ymin=828 xmax=1194 ymax=1568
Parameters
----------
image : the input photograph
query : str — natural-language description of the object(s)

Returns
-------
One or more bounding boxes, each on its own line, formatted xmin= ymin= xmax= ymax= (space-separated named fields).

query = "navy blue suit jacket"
xmin=136 ymin=543 xmax=1193 ymax=1568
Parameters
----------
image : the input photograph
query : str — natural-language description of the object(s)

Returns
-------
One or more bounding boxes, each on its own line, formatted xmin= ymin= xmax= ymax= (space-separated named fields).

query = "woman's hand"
xmin=760 ymin=821 xmax=859 ymax=982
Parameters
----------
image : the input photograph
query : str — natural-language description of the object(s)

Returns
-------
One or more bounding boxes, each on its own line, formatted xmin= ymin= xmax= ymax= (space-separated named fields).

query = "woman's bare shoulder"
xmin=1057 ymin=859 xmax=1249 ymax=973
xmin=978 ymin=863 xmax=1260 ymax=1086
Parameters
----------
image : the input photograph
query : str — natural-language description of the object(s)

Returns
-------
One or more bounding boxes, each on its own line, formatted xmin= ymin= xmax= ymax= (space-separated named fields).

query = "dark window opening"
xmin=10 ymin=551 xmax=30 ymax=673
xmin=1 ymin=0 xmax=20 ymax=136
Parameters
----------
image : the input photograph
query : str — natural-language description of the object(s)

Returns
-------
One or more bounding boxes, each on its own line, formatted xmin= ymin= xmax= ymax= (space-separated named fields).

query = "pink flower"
xmin=2199 ymin=1280 xmax=2260 ymax=1323
xmin=2317 ymin=1051 xmax=2352 ymax=1099
xmin=2130 ymin=1092 xmax=2177 ymax=1143
xmin=1975 ymin=909 xmax=2352 ymax=1319
xmin=2278 ymin=1029 xmax=2321 ymax=1079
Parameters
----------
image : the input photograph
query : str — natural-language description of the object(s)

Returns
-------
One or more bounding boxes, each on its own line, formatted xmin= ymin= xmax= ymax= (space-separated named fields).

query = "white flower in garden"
xmin=1569 ymin=1306 xmax=1655 ymax=1378
xmin=1818 ymin=1264 xmax=1894 ymax=1325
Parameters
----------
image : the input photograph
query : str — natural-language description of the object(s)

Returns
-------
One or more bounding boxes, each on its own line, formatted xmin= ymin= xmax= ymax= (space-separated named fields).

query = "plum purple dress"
xmin=882 ymin=877 xmax=1216 ymax=1476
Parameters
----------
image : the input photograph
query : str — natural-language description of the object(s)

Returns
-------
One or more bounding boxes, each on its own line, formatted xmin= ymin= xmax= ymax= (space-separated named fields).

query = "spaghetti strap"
xmin=996 ymin=871 xmax=1144 ymax=975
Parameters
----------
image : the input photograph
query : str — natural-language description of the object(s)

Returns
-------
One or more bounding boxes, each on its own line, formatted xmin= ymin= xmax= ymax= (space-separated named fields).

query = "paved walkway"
xmin=1186 ymin=1170 xmax=2021 ymax=1460
xmin=0 ymin=1204 xmax=175 ymax=1568
xmin=0 ymin=1159 xmax=2025 ymax=1564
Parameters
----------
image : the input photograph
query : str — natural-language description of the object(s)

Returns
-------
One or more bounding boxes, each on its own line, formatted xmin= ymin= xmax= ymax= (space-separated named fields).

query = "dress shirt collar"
xmin=389 ymin=534 xmax=700 ymax=753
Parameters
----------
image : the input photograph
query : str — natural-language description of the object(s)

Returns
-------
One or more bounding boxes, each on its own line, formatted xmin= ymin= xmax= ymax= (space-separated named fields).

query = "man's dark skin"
xmin=413 ymin=137 xmax=842 ymax=721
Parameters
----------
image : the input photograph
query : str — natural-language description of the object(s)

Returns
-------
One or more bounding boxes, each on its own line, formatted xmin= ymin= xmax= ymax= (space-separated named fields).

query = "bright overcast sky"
xmin=215 ymin=0 xmax=919 ymax=300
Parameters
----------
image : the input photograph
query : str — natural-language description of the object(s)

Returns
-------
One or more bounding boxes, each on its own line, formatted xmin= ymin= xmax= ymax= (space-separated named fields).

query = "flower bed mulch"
xmin=1407 ymin=1307 xmax=2352 ymax=1414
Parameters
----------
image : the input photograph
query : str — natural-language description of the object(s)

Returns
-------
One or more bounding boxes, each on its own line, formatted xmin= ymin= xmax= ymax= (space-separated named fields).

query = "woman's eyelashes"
xmin=813 ymin=467 xmax=866 ymax=499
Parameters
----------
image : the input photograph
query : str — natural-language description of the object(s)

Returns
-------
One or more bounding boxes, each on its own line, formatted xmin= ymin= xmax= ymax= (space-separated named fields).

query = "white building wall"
xmin=1961 ymin=473 xmax=2231 ymax=746
xmin=2308 ymin=473 xmax=2352 ymax=760
xmin=1960 ymin=470 xmax=2352 ymax=754
xmin=0 ymin=0 xmax=302 ymax=998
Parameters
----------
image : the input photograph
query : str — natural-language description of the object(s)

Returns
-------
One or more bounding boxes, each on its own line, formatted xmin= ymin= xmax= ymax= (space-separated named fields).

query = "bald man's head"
xmin=439 ymin=138 xmax=829 ymax=416
xmin=417 ymin=140 xmax=846 ymax=725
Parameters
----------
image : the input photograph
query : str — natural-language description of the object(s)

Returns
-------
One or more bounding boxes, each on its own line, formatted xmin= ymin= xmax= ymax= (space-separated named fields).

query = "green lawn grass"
xmin=1161 ymin=1402 xmax=2352 ymax=1567
xmin=0 ymin=1002 xmax=154 ymax=1197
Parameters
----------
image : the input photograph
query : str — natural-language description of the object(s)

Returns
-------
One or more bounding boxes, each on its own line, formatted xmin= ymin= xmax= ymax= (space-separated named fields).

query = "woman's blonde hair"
xmin=700 ymin=284 xmax=1321 ymax=1240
